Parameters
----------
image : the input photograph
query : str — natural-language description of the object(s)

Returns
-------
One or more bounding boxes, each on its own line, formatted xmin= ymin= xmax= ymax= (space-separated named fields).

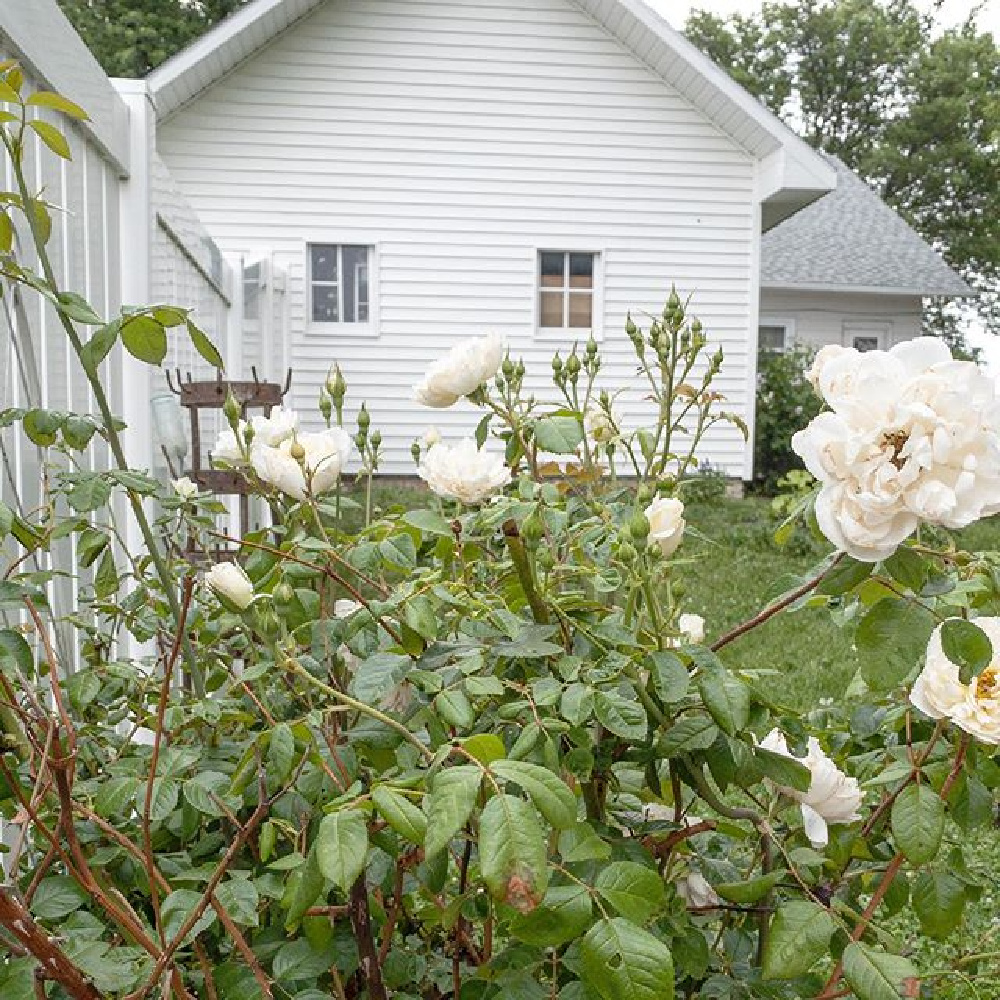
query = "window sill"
xmin=305 ymin=322 xmax=379 ymax=339
xmin=535 ymin=326 xmax=603 ymax=343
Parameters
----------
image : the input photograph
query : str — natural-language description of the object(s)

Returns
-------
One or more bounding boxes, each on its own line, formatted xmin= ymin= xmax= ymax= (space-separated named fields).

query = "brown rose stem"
xmin=349 ymin=872 xmax=387 ymax=1000
xmin=815 ymin=733 xmax=970 ymax=1000
xmin=710 ymin=554 xmax=845 ymax=652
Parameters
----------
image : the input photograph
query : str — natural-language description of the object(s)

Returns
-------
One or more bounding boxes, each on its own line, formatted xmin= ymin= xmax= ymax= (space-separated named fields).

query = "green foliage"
xmin=0 ymin=77 xmax=998 ymax=1000
xmin=753 ymin=344 xmax=822 ymax=493
xmin=687 ymin=0 xmax=1000 ymax=342
xmin=57 ymin=0 xmax=250 ymax=77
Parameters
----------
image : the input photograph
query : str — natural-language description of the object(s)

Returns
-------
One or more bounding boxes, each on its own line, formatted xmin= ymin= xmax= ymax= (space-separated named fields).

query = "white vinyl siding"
xmin=158 ymin=0 xmax=758 ymax=474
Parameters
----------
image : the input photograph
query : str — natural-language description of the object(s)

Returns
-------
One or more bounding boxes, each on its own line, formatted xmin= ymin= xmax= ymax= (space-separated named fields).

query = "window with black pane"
xmin=308 ymin=244 xmax=370 ymax=324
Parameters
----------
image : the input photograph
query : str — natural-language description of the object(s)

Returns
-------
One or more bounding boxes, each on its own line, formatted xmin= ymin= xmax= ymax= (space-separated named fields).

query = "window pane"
xmin=540 ymin=252 xmax=564 ymax=285
xmin=311 ymin=245 xmax=338 ymax=282
xmin=758 ymin=325 xmax=785 ymax=351
xmin=539 ymin=291 xmax=564 ymax=327
xmin=853 ymin=336 xmax=879 ymax=352
xmin=312 ymin=285 xmax=339 ymax=323
xmin=243 ymin=261 xmax=261 ymax=321
xmin=342 ymin=245 xmax=368 ymax=323
xmin=569 ymin=253 xmax=593 ymax=289
xmin=568 ymin=291 xmax=592 ymax=328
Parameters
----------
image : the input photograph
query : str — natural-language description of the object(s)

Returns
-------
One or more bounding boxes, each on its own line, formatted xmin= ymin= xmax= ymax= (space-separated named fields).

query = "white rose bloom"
xmin=421 ymin=426 xmax=442 ymax=449
xmin=251 ymin=427 xmax=352 ymax=501
xmin=584 ymin=405 xmax=618 ymax=445
xmin=414 ymin=333 xmax=505 ymax=408
xmin=678 ymin=614 xmax=706 ymax=645
xmin=792 ymin=337 xmax=1000 ymax=561
xmin=645 ymin=497 xmax=685 ymax=557
xmin=250 ymin=406 xmax=298 ymax=446
xmin=172 ymin=476 xmax=198 ymax=500
xmin=205 ymin=561 xmax=255 ymax=610
xmin=418 ymin=439 xmax=509 ymax=504
xmin=911 ymin=618 xmax=1000 ymax=744
xmin=676 ymin=870 xmax=721 ymax=910
xmin=760 ymin=729 xmax=862 ymax=848
xmin=211 ymin=426 xmax=246 ymax=465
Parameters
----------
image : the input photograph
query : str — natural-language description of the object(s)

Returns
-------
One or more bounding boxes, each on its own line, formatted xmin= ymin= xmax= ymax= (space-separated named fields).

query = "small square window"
xmin=537 ymin=251 xmax=598 ymax=332
xmin=309 ymin=244 xmax=372 ymax=325
xmin=758 ymin=325 xmax=786 ymax=352
xmin=853 ymin=336 xmax=880 ymax=352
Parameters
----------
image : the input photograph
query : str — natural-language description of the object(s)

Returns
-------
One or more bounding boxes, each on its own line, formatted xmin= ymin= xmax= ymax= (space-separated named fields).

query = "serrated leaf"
xmin=186 ymin=319 xmax=224 ymax=368
xmin=842 ymin=943 xmax=918 ymax=1000
xmin=267 ymin=722 xmax=296 ymax=787
xmin=81 ymin=321 xmax=119 ymax=368
xmin=761 ymin=900 xmax=835 ymax=980
xmin=754 ymin=745 xmax=811 ymax=794
xmin=510 ymin=884 xmax=592 ymax=947
xmin=817 ymin=556 xmax=872 ymax=595
xmin=479 ymin=794 xmax=548 ymax=912
xmin=315 ymin=809 xmax=368 ymax=892
xmin=491 ymin=759 xmax=577 ymax=829
xmin=0 ymin=628 xmax=33 ymax=675
xmin=649 ymin=651 xmax=690 ymax=703
xmin=882 ymin=547 xmax=927 ymax=593
xmin=31 ymin=876 xmax=87 ymax=920
xmin=594 ymin=690 xmax=647 ymax=740
xmin=372 ymin=786 xmax=427 ymax=845
xmin=462 ymin=733 xmax=506 ymax=765
xmin=715 ymin=869 xmax=784 ymax=904
xmin=696 ymin=664 xmax=749 ymax=736
xmin=560 ymin=682 xmax=595 ymax=726
xmin=856 ymin=598 xmax=935 ymax=691
xmin=161 ymin=889 xmax=217 ymax=945
xmin=144 ymin=777 xmax=179 ymax=823
xmin=891 ymin=784 xmax=944 ymax=865
xmin=911 ymin=870 xmax=966 ymax=939
xmin=215 ymin=879 xmax=259 ymax=927
xmin=402 ymin=508 xmax=454 ymax=537
xmin=594 ymin=862 xmax=666 ymax=923
xmin=120 ymin=314 xmax=167 ymax=365
xmin=940 ymin=618 xmax=993 ymax=685
xmin=534 ymin=415 xmax=584 ymax=455
xmin=658 ymin=716 xmax=719 ymax=757
xmin=423 ymin=765 xmax=481 ymax=858
xmin=434 ymin=688 xmax=475 ymax=730
xmin=285 ymin=847 xmax=325 ymax=928
xmin=579 ymin=918 xmax=674 ymax=1000
xmin=23 ymin=408 xmax=62 ymax=447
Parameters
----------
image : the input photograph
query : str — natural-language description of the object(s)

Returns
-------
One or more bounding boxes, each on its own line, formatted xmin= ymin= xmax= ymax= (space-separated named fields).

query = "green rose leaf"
xmin=696 ymin=663 xmax=750 ymax=736
xmin=658 ymin=716 xmax=719 ymax=757
xmin=510 ymin=883 xmax=592 ymax=947
xmin=912 ymin=871 xmax=967 ymax=939
xmin=315 ymin=809 xmax=368 ymax=892
xmin=715 ymin=869 xmax=784 ymax=905
xmin=940 ymin=618 xmax=993 ymax=685
xmin=534 ymin=415 xmax=583 ymax=455
xmin=491 ymin=759 xmax=577 ymax=829
xmin=423 ymin=765 xmax=481 ymax=858
xmin=479 ymin=794 xmax=549 ymax=911
xmin=841 ymin=943 xmax=918 ymax=1000
xmin=594 ymin=862 xmax=666 ymax=924
xmin=579 ymin=918 xmax=674 ymax=1000
xmin=761 ymin=900 xmax=835 ymax=980
xmin=120 ymin=314 xmax=167 ymax=365
xmin=891 ymin=784 xmax=944 ymax=865
xmin=594 ymin=690 xmax=647 ymax=741
xmin=372 ymin=786 xmax=427 ymax=845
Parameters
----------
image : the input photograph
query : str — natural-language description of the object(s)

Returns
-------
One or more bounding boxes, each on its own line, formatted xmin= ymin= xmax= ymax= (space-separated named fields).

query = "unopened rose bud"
xmin=691 ymin=317 xmax=703 ymax=335
xmin=357 ymin=404 xmax=370 ymax=433
xmin=371 ymin=429 xmax=382 ymax=450
xmin=223 ymin=389 xmax=241 ymax=431
xmin=552 ymin=354 xmax=563 ymax=374
xmin=566 ymin=353 xmax=581 ymax=380
xmin=667 ymin=288 xmax=681 ymax=312
xmin=205 ymin=561 xmax=254 ymax=610
xmin=502 ymin=356 xmax=515 ymax=380
xmin=289 ymin=440 xmax=306 ymax=462
xmin=586 ymin=335 xmax=598 ymax=357
xmin=319 ymin=390 xmax=332 ymax=424
xmin=629 ymin=512 xmax=650 ymax=546
xmin=273 ymin=582 xmax=294 ymax=606
xmin=521 ymin=511 xmax=545 ymax=549
xmin=411 ymin=441 xmax=421 ymax=464
xmin=618 ymin=541 xmax=638 ymax=564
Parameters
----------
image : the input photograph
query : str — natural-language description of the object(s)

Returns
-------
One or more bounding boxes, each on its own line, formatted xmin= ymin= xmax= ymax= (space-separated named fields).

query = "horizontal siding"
xmin=159 ymin=0 xmax=757 ymax=474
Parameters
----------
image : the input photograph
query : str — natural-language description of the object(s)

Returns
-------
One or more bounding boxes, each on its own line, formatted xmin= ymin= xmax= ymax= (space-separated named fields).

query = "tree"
xmin=686 ymin=1 xmax=1000 ymax=342
xmin=57 ymin=0 xmax=249 ymax=78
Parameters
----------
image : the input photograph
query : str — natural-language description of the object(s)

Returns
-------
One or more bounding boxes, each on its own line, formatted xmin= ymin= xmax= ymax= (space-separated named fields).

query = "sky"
xmin=648 ymin=0 xmax=1000 ymax=368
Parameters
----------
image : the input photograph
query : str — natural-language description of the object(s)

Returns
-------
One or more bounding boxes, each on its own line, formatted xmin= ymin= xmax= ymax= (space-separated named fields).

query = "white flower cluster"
xmin=212 ymin=407 xmax=352 ymax=502
xmin=792 ymin=339 xmax=1000 ymax=562
xmin=760 ymin=729 xmax=862 ymax=848
xmin=414 ymin=333 xmax=505 ymax=408
xmin=418 ymin=438 xmax=509 ymax=505
xmin=911 ymin=618 xmax=1000 ymax=744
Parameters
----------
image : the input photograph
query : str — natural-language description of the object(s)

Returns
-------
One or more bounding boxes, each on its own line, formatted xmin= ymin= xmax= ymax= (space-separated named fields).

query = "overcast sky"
xmin=648 ymin=0 xmax=999 ymax=367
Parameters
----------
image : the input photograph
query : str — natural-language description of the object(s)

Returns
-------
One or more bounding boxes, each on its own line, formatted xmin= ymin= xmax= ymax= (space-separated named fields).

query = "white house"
xmin=758 ymin=155 xmax=972 ymax=355
xmin=144 ymin=0 xmax=840 ymax=479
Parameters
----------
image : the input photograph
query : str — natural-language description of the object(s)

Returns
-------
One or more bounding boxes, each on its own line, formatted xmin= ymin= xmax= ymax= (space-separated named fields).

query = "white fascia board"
xmin=762 ymin=280 xmax=978 ymax=298
xmin=757 ymin=146 xmax=838 ymax=230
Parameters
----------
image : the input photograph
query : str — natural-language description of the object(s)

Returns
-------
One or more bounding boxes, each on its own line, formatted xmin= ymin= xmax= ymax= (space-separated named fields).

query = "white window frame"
xmin=534 ymin=249 xmax=604 ymax=342
xmin=843 ymin=319 xmax=892 ymax=352
xmin=305 ymin=241 xmax=379 ymax=338
xmin=757 ymin=315 xmax=796 ymax=353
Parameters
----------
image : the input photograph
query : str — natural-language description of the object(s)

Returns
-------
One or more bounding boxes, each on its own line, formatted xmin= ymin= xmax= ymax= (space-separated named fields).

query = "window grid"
xmin=538 ymin=251 xmax=595 ymax=331
xmin=309 ymin=244 xmax=370 ymax=325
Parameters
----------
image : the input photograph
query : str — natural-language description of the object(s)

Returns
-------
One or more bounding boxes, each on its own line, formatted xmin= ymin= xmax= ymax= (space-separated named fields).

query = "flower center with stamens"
xmin=975 ymin=666 xmax=998 ymax=701
xmin=880 ymin=429 xmax=910 ymax=470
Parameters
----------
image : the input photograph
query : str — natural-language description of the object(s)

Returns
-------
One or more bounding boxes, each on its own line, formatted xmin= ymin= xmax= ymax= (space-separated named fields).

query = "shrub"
xmin=753 ymin=343 xmax=822 ymax=492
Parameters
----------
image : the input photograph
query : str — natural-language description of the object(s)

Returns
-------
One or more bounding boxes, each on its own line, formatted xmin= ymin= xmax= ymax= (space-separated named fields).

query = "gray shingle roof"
xmin=761 ymin=155 xmax=973 ymax=297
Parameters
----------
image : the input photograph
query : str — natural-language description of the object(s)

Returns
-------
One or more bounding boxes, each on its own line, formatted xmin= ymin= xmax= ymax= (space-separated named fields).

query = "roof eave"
xmin=761 ymin=279 xmax=977 ymax=298
xmin=758 ymin=147 xmax=839 ymax=231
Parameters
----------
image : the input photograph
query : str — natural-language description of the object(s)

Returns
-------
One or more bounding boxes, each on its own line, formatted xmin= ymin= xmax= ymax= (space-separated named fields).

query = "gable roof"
xmin=761 ymin=156 xmax=973 ymax=298
xmin=145 ymin=0 xmax=836 ymax=227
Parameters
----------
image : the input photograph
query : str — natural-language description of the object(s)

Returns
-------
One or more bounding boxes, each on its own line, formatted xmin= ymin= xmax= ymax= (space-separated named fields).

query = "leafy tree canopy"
xmin=687 ymin=0 xmax=1000 ymax=343
xmin=57 ymin=0 xmax=249 ymax=78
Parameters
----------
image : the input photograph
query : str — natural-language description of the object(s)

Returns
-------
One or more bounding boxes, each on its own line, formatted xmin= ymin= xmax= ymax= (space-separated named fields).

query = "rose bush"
xmin=0 ymin=75 xmax=998 ymax=1000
